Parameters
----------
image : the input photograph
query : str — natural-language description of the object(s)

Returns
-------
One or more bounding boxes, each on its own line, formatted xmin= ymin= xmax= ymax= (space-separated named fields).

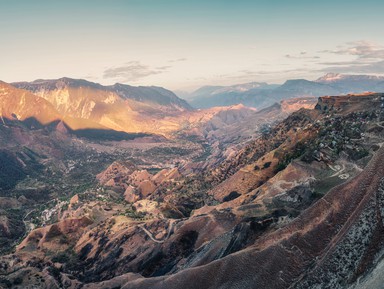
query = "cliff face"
xmin=315 ymin=93 xmax=383 ymax=114
xmin=13 ymin=78 xmax=192 ymax=114
xmin=11 ymin=78 xmax=192 ymax=134
xmin=0 ymin=81 xmax=61 ymax=125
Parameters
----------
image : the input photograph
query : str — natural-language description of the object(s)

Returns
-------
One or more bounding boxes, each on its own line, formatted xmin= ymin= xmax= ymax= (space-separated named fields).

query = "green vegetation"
xmin=313 ymin=177 xmax=345 ymax=195
xmin=51 ymin=251 xmax=71 ymax=263
xmin=22 ymin=146 xmax=43 ymax=160
xmin=13 ymin=277 xmax=23 ymax=285
xmin=51 ymin=247 xmax=81 ymax=271
xmin=73 ymin=182 xmax=95 ymax=194
xmin=118 ymin=205 xmax=147 ymax=219
xmin=263 ymin=162 xmax=272 ymax=169
xmin=345 ymin=147 xmax=369 ymax=161
xmin=146 ymin=146 xmax=192 ymax=157
xmin=0 ymin=150 xmax=26 ymax=190
xmin=193 ymin=142 xmax=212 ymax=162
xmin=274 ymin=142 xmax=307 ymax=173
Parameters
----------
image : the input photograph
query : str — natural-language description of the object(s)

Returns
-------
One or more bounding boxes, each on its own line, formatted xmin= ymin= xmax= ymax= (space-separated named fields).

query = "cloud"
xmin=168 ymin=58 xmax=187 ymax=63
xmin=212 ymin=68 xmax=312 ymax=83
xmin=82 ymin=74 xmax=99 ymax=80
xmin=320 ymin=60 xmax=384 ymax=74
xmin=319 ymin=60 xmax=367 ymax=66
xmin=156 ymin=66 xmax=172 ymax=70
xmin=103 ymin=61 xmax=170 ymax=82
xmin=321 ymin=41 xmax=384 ymax=59
xmin=238 ymin=68 xmax=310 ymax=76
xmin=318 ymin=41 xmax=384 ymax=74
xmin=284 ymin=53 xmax=320 ymax=60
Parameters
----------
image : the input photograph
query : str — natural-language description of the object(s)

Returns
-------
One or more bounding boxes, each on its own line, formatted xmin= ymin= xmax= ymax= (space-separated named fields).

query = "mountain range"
xmin=186 ymin=73 xmax=384 ymax=109
xmin=0 ymin=74 xmax=384 ymax=289
xmin=1 ymin=77 xmax=317 ymax=140
xmin=6 ymin=73 xmax=384 ymax=127
xmin=10 ymin=78 xmax=194 ymax=135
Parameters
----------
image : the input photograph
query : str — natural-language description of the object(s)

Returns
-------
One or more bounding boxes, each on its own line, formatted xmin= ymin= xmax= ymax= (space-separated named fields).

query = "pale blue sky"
xmin=1 ymin=0 xmax=384 ymax=90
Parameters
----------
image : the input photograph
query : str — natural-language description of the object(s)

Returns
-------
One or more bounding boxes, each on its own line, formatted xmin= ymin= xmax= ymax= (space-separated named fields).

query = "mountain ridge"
xmin=9 ymin=78 xmax=196 ymax=135
xmin=187 ymin=73 xmax=384 ymax=109
xmin=12 ymin=77 xmax=192 ymax=111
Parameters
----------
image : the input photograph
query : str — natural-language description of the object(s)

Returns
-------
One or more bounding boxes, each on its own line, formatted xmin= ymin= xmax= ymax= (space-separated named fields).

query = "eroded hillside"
xmin=0 ymin=93 xmax=383 ymax=288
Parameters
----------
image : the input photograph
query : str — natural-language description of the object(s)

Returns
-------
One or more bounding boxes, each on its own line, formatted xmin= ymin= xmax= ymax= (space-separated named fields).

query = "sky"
xmin=1 ymin=0 xmax=384 ymax=91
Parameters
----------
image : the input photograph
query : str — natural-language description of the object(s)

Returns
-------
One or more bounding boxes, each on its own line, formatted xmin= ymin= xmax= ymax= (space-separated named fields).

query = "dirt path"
xmin=314 ymin=147 xmax=384 ymax=268
xmin=138 ymin=219 xmax=176 ymax=244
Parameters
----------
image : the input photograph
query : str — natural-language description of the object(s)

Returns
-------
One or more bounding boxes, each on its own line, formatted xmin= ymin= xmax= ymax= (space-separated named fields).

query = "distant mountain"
xmin=188 ymin=73 xmax=384 ymax=109
xmin=190 ymin=82 xmax=274 ymax=97
xmin=0 ymin=81 xmax=138 ymax=137
xmin=189 ymin=85 xmax=226 ymax=98
xmin=315 ymin=72 xmax=384 ymax=92
xmin=277 ymin=79 xmax=339 ymax=95
xmin=3 ymin=79 xmax=275 ymax=137
xmin=0 ymin=81 xmax=61 ymax=126
xmin=187 ymin=82 xmax=279 ymax=109
xmin=187 ymin=80 xmax=326 ymax=109
xmin=13 ymin=77 xmax=191 ymax=114
xmin=11 ymin=78 xmax=192 ymax=134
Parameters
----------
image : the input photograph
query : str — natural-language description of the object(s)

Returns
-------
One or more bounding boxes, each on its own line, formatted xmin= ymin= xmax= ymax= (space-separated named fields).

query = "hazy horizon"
xmin=2 ymin=0 xmax=384 ymax=91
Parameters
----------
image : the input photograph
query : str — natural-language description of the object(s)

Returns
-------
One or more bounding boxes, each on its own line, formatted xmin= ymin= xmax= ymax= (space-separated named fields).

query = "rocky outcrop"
xmin=17 ymin=216 xmax=93 ymax=253
xmin=315 ymin=93 xmax=382 ymax=114
xmin=96 ymin=161 xmax=137 ymax=188
xmin=97 ymin=163 xmax=183 ymax=201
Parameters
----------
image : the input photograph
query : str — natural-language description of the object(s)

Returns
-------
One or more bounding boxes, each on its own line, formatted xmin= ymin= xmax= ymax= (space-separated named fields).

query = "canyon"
xmin=0 ymin=77 xmax=383 ymax=288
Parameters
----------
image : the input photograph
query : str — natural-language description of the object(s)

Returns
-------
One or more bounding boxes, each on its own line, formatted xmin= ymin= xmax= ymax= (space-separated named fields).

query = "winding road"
xmin=138 ymin=219 xmax=176 ymax=244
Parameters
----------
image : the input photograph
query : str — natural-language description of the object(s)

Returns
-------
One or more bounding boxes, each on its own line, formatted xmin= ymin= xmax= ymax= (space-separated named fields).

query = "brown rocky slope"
xmin=0 ymin=93 xmax=383 ymax=288
xmin=86 ymin=142 xmax=384 ymax=289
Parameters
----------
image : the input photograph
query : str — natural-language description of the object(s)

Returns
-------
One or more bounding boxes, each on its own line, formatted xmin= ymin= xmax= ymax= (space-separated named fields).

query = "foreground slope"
xmin=94 ymin=145 xmax=384 ymax=289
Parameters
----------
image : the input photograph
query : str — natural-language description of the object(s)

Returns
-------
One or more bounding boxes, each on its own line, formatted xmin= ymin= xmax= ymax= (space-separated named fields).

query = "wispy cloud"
xmin=210 ymin=68 xmax=312 ymax=84
xmin=168 ymin=58 xmax=187 ymax=63
xmin=237 ymin=68 xmax=310 ymax=77
xmin=103 ymin=61 xmax=170 ymax=82
xmin=320 ymin=60 xmax=384 ymax=74
xmin=318 ymin=41 xmax=384 ymax=74
xmin=319 ymin=60 xmax=366 ymax=66
xmin=284 ymin=50 xmax=320 ymax=60
xmin=321 ymin=41 xmax=384 ymax=59
xmin=156 ymin=65 xmax=172 ymax=70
